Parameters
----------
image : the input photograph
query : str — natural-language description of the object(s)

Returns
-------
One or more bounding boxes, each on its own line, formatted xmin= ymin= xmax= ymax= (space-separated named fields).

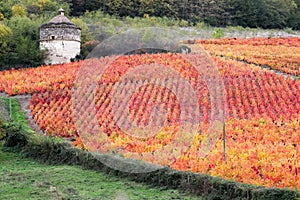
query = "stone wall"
xmin=40 ymin=40 xmax=80 ymax=64
xmin=40 ymin=26 xmax=81 ymax=42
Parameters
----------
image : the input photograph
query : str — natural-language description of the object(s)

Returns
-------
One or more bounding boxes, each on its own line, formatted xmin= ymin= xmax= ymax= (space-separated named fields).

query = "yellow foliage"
xmin=0 ymin=13 xmax=4 ymax=20
xmin=12 ymin=4 xmax=27 ymax=17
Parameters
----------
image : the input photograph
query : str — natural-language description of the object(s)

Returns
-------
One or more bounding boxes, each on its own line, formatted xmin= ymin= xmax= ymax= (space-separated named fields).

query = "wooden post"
xmin=223 ymin=108 xmax=226 ymax=163
xmin=9 ymin=98 xmax=12 ymax=119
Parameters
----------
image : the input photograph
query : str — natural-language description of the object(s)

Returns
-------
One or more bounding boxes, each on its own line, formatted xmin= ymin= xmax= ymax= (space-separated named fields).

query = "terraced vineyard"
xmin=0 ymin=38 xmax=299 ymax=190
xmin=197 ymin=37 xmax=300 ymax=76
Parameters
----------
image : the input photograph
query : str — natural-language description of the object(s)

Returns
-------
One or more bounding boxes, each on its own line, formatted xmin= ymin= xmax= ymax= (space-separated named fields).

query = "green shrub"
xmin=212 ymin=28 xmax=225 ymax=39
xmin=195 ymin=22 xmax=210 ymax=30
xmin=2 ymin=122 xmax=28 ymax=151
xmin=0 ymin=120 xmax=6 ymax=140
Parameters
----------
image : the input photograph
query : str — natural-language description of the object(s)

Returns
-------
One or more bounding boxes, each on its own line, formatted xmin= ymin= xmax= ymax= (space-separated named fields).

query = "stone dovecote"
xmin=40 ymin=8 xmax=81 ymax=64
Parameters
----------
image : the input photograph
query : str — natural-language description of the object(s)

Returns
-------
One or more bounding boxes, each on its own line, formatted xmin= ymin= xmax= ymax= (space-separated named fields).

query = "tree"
xmin=287 ymin=0 xmax=300 ymax=29
xmin=15 ymin=36 xmax=46 ymax=66
xmin=0 ymin=1 xmax=12 ymax=19
xmin=0 ymin=23 xmax=12 ymax=68
xmin=200 ymin=0 xmax=229 ymax=26
xmin=71 ymin=17 xmax=94 ymax=43
xmin=262 ymin=0 xmax=297 ymax=28
xmin=0 ymin=13 xmax=4 ymax=21
xmin=2 ymin=16 xmax=46 ymax=68
xmin=105 ymin=0 xmax=140 ymax=17
xmin=0 ymin=23 xmax=12 ymax=51
xmin=70 ymin=0 xmax=104 ymax=16
xmin=12 ymin=4 xmax=27 ymax=17
xmin=139 ymin=0 xmax=177 ymax=18
xmin=224 ymin=0 xmax=297 ymax=28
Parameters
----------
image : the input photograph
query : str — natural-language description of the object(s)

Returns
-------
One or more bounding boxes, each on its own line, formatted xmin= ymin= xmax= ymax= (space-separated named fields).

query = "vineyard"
xmin=197 ymin=37 xmax=300 ymax=76
xmin=0 ymin=38 xmax=299 ymax=190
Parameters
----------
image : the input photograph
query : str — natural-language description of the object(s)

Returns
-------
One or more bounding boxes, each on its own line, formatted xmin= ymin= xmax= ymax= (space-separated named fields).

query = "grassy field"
xmin=0 ymin=98 xmax=203 ymax=199
xmin=0 ymin=146 xmax=202 ymax=200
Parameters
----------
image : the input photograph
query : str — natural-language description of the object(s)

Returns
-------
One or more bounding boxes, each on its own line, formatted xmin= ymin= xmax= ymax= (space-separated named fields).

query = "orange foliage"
xmin=194 ymin=38 xmax=300 ymax=76
xmin=1 ymin=38 xmax=299 ymax=190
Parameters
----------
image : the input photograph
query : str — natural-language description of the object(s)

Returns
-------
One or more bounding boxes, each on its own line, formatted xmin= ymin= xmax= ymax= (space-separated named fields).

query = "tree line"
xmin=71 ymin=0 xmax=300 ymax=29
xmin=0 ymin=0 xmax=300 ymax=70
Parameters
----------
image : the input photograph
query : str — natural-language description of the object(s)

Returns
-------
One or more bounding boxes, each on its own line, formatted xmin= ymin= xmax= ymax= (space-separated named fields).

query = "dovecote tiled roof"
xmin=40 ymin=8 xmax=80 ymax=29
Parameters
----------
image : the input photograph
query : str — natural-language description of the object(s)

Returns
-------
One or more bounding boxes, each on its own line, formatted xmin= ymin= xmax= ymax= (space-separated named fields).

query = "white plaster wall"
xmin=40 ymin=40 xmax=80 ymax=65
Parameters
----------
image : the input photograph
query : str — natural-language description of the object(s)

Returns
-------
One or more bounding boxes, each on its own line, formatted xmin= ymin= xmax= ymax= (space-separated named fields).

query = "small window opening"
xmin=50 ymin=35 xmax=55 ymax=40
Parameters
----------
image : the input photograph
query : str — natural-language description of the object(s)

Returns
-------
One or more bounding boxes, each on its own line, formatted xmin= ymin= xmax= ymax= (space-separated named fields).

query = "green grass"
xmin=0 ymin=147 xmax=202 ymax=200
xmin=2 ymin=98 xmax=34 ymax=133
xmin=0 ymin=99 xmax=202 ymax=199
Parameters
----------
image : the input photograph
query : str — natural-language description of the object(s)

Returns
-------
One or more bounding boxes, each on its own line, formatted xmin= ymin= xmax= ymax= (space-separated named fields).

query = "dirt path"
xmin=0 ymin=99 xmax=10 ymax=122
xmin=16 ymin=95 xmax=44 ymax=134
xmin=0 ymin=93 xmax=44 ymax=134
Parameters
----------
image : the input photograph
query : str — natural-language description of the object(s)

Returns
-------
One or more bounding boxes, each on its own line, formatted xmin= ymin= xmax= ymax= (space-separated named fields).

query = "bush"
xmin=212 ymin=28 xmax=225 ymax=39
xmin=2 ymin=122 xmax=28 ymax=151
xmin=0 ymin=120 xmax=6 ymax=140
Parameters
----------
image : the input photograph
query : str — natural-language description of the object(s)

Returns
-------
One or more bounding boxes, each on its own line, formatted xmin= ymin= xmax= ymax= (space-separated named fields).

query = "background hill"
xmin=0 ymin=0 xmax=300 ymax=69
